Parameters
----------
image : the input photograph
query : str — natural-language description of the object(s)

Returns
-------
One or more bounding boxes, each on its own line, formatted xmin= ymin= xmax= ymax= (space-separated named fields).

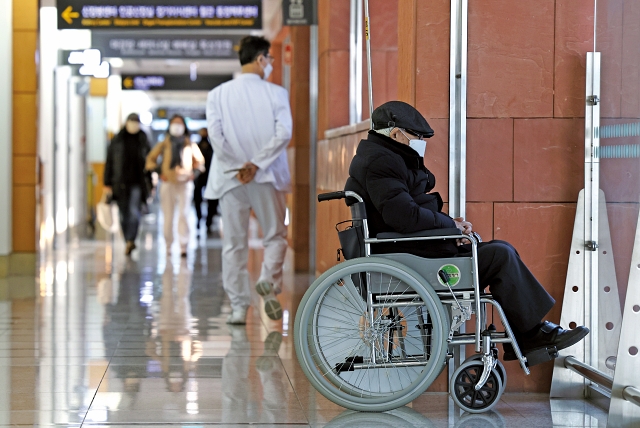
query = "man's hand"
xmin=453 ymin=217 xmax=473 ymax=235
xmin=454 ymin=217 xmax=473 ymax=245
xmin=236 ymin=162 xmax=258 ymax=184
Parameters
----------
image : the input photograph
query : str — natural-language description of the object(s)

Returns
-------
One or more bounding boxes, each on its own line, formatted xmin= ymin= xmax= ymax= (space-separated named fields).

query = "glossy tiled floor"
xmin=0 ymin=207 xmax=610 ymax=427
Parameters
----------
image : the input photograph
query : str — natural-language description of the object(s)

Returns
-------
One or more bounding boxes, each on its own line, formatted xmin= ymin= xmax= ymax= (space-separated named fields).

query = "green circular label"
xmin=438 ymin=264 xmax=461 ymax=287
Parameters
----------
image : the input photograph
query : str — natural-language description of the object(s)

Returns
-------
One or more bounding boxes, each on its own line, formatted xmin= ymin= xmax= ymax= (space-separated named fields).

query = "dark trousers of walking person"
xmin=116 ymin=185 xmax=142 ymax=242
xmin=194 ymin=174 xmax=218 ymax=229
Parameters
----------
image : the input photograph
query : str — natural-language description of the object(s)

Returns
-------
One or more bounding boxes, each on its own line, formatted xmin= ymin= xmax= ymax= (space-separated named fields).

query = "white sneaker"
xmin=255 ymin=281 xmax=282 ymax=321
xmin=228 ymin=324 xmax=248 ymax=342
xmin=226 ymin=307 xmax=247 ymax=325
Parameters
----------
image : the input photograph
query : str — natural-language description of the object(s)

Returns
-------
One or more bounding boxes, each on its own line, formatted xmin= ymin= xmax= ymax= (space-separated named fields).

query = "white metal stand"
xmin=608 ymin=208 xmax=640 ymax=427
xmin=550 ymin=190 xmax=622 ymax=398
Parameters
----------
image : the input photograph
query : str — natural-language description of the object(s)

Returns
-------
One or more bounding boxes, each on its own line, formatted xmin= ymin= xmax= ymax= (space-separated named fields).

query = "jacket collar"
xmin=366 ymin=130 xmax=426 ymax=171
xmin=119 ymin=128 xmax=143 ymax=142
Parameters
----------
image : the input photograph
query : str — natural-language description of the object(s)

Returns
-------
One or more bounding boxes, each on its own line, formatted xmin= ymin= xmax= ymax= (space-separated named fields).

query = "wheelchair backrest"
xmin=337 ymin=201 xmax=367 ymax=260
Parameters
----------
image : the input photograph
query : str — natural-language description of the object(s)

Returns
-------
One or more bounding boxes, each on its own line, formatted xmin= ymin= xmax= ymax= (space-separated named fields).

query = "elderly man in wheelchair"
xmin=293 ymin=101 xmax=589 ymax=414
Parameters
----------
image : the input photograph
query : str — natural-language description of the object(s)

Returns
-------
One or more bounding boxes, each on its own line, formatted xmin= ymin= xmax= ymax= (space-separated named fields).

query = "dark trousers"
xmin=460 ymin=240 xmax=556 ymax=333
xmin=116 ymin=185 xmax=142 ymax=242
xmin=194 ymin=174 xmax=218 ymax=227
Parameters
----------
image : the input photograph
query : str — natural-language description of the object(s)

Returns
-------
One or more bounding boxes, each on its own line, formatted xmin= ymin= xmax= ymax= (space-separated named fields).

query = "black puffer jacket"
xmin=345 ymin=131 xmax=458 ymax=257
xmin=104 ymin=129 xmax=151 ymax=200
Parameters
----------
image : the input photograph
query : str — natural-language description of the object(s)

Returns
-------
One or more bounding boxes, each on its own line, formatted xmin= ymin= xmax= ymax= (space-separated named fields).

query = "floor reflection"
xmin=0 ymin=204 xmax=612 ymax=426
xmin=324 ymin=407 xmax=440 ymax=428
xmin=325 ymin=407 xmax=513 ymax=428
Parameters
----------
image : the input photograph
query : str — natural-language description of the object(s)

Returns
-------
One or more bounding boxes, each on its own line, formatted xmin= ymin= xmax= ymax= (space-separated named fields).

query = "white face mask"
xmin=409 ymin=139 xmax=427 ymax=157
xmin=169 ymin=123 xmax=185 ymax=137
xmin=261 ymin=61 xmax=273 ymax=80
xmin=125 ymin=121 xmax=140 ymax=134
xmin=399 ymin=129 xmax=427 ymax=157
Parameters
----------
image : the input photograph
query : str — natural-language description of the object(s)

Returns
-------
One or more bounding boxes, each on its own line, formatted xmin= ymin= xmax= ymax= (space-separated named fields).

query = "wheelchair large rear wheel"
xmin=294 ymin=257 xmax=449 ymax=412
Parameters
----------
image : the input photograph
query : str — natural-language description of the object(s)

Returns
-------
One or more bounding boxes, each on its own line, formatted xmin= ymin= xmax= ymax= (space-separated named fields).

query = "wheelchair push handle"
xmin=318 ymin=191 xmax=365 ymax=203
xmin=318 ymin=191 xmax=345 ymax=202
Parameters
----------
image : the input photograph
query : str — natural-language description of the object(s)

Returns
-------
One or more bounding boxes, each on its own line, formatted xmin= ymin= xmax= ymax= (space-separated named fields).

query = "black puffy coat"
xmin=345 ymin=131 xmax=458 ymax=257
xmin=104 ymin=129 xmax=151 ymax=201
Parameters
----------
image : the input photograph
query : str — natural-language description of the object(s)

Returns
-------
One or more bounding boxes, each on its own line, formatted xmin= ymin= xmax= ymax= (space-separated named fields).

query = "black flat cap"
xmin=126 ymin=113 xmax=141 ymax=122
xmin=372 ymin=101 xmax=434 ymax=138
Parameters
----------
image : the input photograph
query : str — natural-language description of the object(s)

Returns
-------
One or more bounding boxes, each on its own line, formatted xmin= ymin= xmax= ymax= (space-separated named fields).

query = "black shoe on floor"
xmin=503 ymin=321 xmax=589 ymax=361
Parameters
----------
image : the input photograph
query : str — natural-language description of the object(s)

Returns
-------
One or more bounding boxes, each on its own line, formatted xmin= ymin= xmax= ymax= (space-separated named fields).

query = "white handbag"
xmin=96 ymin=192 xmax=120 ymax=233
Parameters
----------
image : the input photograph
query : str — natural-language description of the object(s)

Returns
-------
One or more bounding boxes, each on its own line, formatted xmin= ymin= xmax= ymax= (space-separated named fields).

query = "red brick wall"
xmin=406 ymin=0 xmax=594 ymax=393
xmin=315 ymin=0 xmax=399 ymax=273
xmin=314 ymin=0 xmax=639 ymax=393
xmin=317 ymin=0 xmax=399 ymax=137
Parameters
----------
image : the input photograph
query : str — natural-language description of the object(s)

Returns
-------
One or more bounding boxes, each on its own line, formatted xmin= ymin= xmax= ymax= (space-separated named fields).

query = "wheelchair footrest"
xmin=335 ymin=356 xmax=364 ymax=373
xmin=525 ymin=346 xmax=559 ymax=367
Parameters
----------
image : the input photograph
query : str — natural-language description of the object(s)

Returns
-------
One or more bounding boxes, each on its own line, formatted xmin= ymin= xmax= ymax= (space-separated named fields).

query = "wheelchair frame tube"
xmin=471 ymin=237 xmax=482 ymax=352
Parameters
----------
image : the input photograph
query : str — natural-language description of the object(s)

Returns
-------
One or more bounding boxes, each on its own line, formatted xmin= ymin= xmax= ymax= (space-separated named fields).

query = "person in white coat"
xmin=204 ymin=36 xmax=292 ymax=324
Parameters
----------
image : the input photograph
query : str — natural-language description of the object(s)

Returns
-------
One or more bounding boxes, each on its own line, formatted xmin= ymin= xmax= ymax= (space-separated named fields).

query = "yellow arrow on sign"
xmin=123 ymin=77 xmax=134 ymax=89
xmin=61 ymin=6 xmax=80 ymax=25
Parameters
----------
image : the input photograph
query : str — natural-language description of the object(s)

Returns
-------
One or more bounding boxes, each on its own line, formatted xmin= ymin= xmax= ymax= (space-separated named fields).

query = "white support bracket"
xmin=550 ymin=190 xmax=622 ymax=398
xmin=608 ymin=208 xmax=640 ymax=427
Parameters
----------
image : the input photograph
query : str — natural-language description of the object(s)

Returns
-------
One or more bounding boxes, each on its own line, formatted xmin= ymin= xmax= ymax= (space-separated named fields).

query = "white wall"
xmin=86 ymin=97 xmax=108 ymax=164
xmin=39 ymin=9 xmax=92 ymax=244
xmin=38 ymin=7 xmax=58 ymax=247
xmin=68 ymin=77 xmax=86 ymax=228
xmin=0 ymin=1 xmax=10 ymax=420
xmin=0 ymin=0 xmax=12 ymax=256
xmin=54 ymin=66 xmax=71 ymax=235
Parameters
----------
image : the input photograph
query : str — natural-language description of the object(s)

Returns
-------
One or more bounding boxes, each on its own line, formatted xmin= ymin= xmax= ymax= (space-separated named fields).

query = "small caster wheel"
xmin=463 ymin=354 xmax=507 ymax=389
xmin=450 ymin=360 xmax=504 ymax=413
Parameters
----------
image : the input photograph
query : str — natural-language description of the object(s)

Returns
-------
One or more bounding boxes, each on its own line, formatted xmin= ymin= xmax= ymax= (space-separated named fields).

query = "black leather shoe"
xmin=503 ymin=321 xmax=589 ymax=361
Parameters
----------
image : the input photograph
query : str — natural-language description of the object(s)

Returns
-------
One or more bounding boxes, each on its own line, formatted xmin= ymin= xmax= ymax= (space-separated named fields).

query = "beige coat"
xmin=146 ymin=137 xmax=205 ymax=183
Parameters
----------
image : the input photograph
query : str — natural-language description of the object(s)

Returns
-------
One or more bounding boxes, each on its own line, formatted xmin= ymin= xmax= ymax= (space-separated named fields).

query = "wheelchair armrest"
xmin=376 ymin=228 xmax=462 ymax=239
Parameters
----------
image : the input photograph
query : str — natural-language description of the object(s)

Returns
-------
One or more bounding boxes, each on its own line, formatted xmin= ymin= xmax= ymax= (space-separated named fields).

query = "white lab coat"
xmin=204 ymin=72 xmax=292 ymax=312
xmin=204 ymin=73 xmax=293 ymax=200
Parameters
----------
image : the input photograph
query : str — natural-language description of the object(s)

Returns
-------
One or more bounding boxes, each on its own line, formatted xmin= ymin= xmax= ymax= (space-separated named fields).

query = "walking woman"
xmin=146 ymin=115 xmax=204 ymax=257
xmin=104 ymin=113 xmax=151 ymax=256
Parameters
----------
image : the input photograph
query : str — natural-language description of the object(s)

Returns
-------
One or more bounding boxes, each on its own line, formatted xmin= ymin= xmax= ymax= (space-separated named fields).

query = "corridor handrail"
xmin=622 ymin=386 xmax=640 ymax=408
xmin=563 ymin=356 xmax=613 ymax=391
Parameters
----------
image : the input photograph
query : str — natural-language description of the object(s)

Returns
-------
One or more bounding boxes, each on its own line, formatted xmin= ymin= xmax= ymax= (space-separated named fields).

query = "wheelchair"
xmin=294 ymin=191 xmax=550 ymax=413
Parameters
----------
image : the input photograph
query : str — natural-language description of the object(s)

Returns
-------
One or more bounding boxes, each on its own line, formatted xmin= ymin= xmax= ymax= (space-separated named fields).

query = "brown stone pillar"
xmin=11 ymin=0 xmax=38 ymax=274
xmin=289 ymin=27 xmax=312 ymax=271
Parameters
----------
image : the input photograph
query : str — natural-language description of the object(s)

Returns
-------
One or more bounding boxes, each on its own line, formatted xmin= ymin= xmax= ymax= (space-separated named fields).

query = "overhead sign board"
xmin=283 ymin=0 xmax=317 ymax=26
xmin=59 ymin=49 xmax=111 ymax=78
xmin=57 ymin=0 xmax=262 ymax=30
xmin=92 ymin=32 xmax=242 ymax=59
xmin=156 ymin=107 xmax=206 ymax=120
xmin=121 ymin=74 xmax=232 ymax=91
